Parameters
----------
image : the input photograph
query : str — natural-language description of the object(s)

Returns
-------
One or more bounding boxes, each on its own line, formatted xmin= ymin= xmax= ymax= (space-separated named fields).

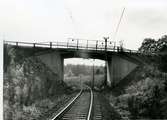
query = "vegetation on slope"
xmin=3 ymin=46 xmax=73 ymax=120
xmin=109 ymin=35 xmax=167 ymax=119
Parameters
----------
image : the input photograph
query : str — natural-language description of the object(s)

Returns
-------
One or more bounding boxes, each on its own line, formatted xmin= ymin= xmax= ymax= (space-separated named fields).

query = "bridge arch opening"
xmin=64 ymin=58 xmax=106 ymax=90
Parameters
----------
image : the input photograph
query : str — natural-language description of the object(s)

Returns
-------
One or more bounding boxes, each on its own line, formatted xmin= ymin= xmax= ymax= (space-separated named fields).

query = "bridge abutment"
xmin=38 ymin=51 xmax=64 ymax=81
xmin=107 ymin=54 xmax=138 ymax=87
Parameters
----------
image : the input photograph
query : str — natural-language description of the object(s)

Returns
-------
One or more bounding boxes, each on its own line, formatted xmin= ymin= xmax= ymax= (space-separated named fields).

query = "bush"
xmin=127 ymin=85 xmax=164 ymax=119
xmin=127 ymin=96 xmax=140 ymax=119
xmin=142 ymin=85 xmax=163 ymax=119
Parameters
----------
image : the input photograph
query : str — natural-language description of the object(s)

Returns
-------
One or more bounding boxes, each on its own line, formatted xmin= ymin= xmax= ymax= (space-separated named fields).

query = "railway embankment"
xmin=3 ymin=45 xmax=75 ymax=120
xmin=106 ymin=60 xmax=167 ymax=119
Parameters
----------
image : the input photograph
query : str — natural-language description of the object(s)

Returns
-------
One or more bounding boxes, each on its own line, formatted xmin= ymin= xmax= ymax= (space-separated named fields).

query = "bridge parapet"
xmin=4 ymin=39 xmax=142 ymax=54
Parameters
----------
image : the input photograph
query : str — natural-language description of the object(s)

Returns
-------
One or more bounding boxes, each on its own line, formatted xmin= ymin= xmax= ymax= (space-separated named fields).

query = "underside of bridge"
xmin=36 ymin=48 xmax=140 ymax=87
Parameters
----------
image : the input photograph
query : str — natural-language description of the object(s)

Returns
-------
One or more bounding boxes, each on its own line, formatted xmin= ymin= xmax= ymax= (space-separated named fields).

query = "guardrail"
xmin=4 ymin=39 xmax=141 ymax=54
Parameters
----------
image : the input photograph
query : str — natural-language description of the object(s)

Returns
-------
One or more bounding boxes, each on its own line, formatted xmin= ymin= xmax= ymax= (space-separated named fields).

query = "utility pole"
xmin=103 ymin=37 xmax=109 ymax=87
xmin=103 ymin=37 xmax=109 ymax=51
xmin=92 ymin=59 xmax=95 ymax=90
xmin=79 ymin=75 xmax=82 ymax=89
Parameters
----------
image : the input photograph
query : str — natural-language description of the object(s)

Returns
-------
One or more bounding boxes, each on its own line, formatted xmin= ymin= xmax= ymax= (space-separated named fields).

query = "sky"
xmin=0 ymin=0 xmax=167 ymax=50
xmin=64 ymin=58 xmax=105 ymax=66
xmin=1 ymin=0 xmax=167 ymax=67
xmin=1 ymin=0 xmax=167 ymax=65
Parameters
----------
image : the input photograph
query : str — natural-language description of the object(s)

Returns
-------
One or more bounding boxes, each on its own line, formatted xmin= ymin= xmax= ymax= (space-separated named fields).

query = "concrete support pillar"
xmin=106 ymin=60 xmax=112 ymax=87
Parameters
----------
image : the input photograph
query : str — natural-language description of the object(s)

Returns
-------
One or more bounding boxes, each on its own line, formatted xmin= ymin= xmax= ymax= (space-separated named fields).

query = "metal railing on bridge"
xmin=4 ymin=38 xmax=141 ymax=54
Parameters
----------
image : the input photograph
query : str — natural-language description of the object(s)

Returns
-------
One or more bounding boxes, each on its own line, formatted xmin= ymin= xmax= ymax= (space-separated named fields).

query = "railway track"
xmin=92 ymin=93 xmax=102 ymax=120
xmin=51 ymin=86 xmax=93 ymax=120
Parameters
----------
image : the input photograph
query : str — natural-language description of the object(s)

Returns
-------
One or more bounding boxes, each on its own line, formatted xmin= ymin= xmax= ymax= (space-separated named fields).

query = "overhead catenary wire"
xmin=63 ymin=2 xmax=79 ymax=38
xmin=113 ymin=7 xmax=126 ymax=42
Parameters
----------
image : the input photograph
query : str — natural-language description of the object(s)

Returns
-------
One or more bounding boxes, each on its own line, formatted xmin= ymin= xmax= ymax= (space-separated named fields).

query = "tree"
xmin=95 ymin=69 xmax=101 ymax=75
xmin=139 ymin=35 xmax=167 ymax=72
xmin=67 ymin=69 xmax=74 ymax=77
xmin=157 ymin=35 xmax=167 ymax=72
xmin=138 ymin=38 xmax=156 ymax=53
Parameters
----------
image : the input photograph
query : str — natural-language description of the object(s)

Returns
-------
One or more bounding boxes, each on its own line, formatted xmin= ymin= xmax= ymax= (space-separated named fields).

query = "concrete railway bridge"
xmin=4 ymin=38 xmax=150 ymax=88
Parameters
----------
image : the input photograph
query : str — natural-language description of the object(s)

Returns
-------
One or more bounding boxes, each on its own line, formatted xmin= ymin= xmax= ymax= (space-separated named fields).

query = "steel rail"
xmin=50 ymin=85 xmax=93 ymax=120
xmin=50 ymin=89 xmax=82 ymax=120
xmin=86 ymin=86 xmax=93 ymax=120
